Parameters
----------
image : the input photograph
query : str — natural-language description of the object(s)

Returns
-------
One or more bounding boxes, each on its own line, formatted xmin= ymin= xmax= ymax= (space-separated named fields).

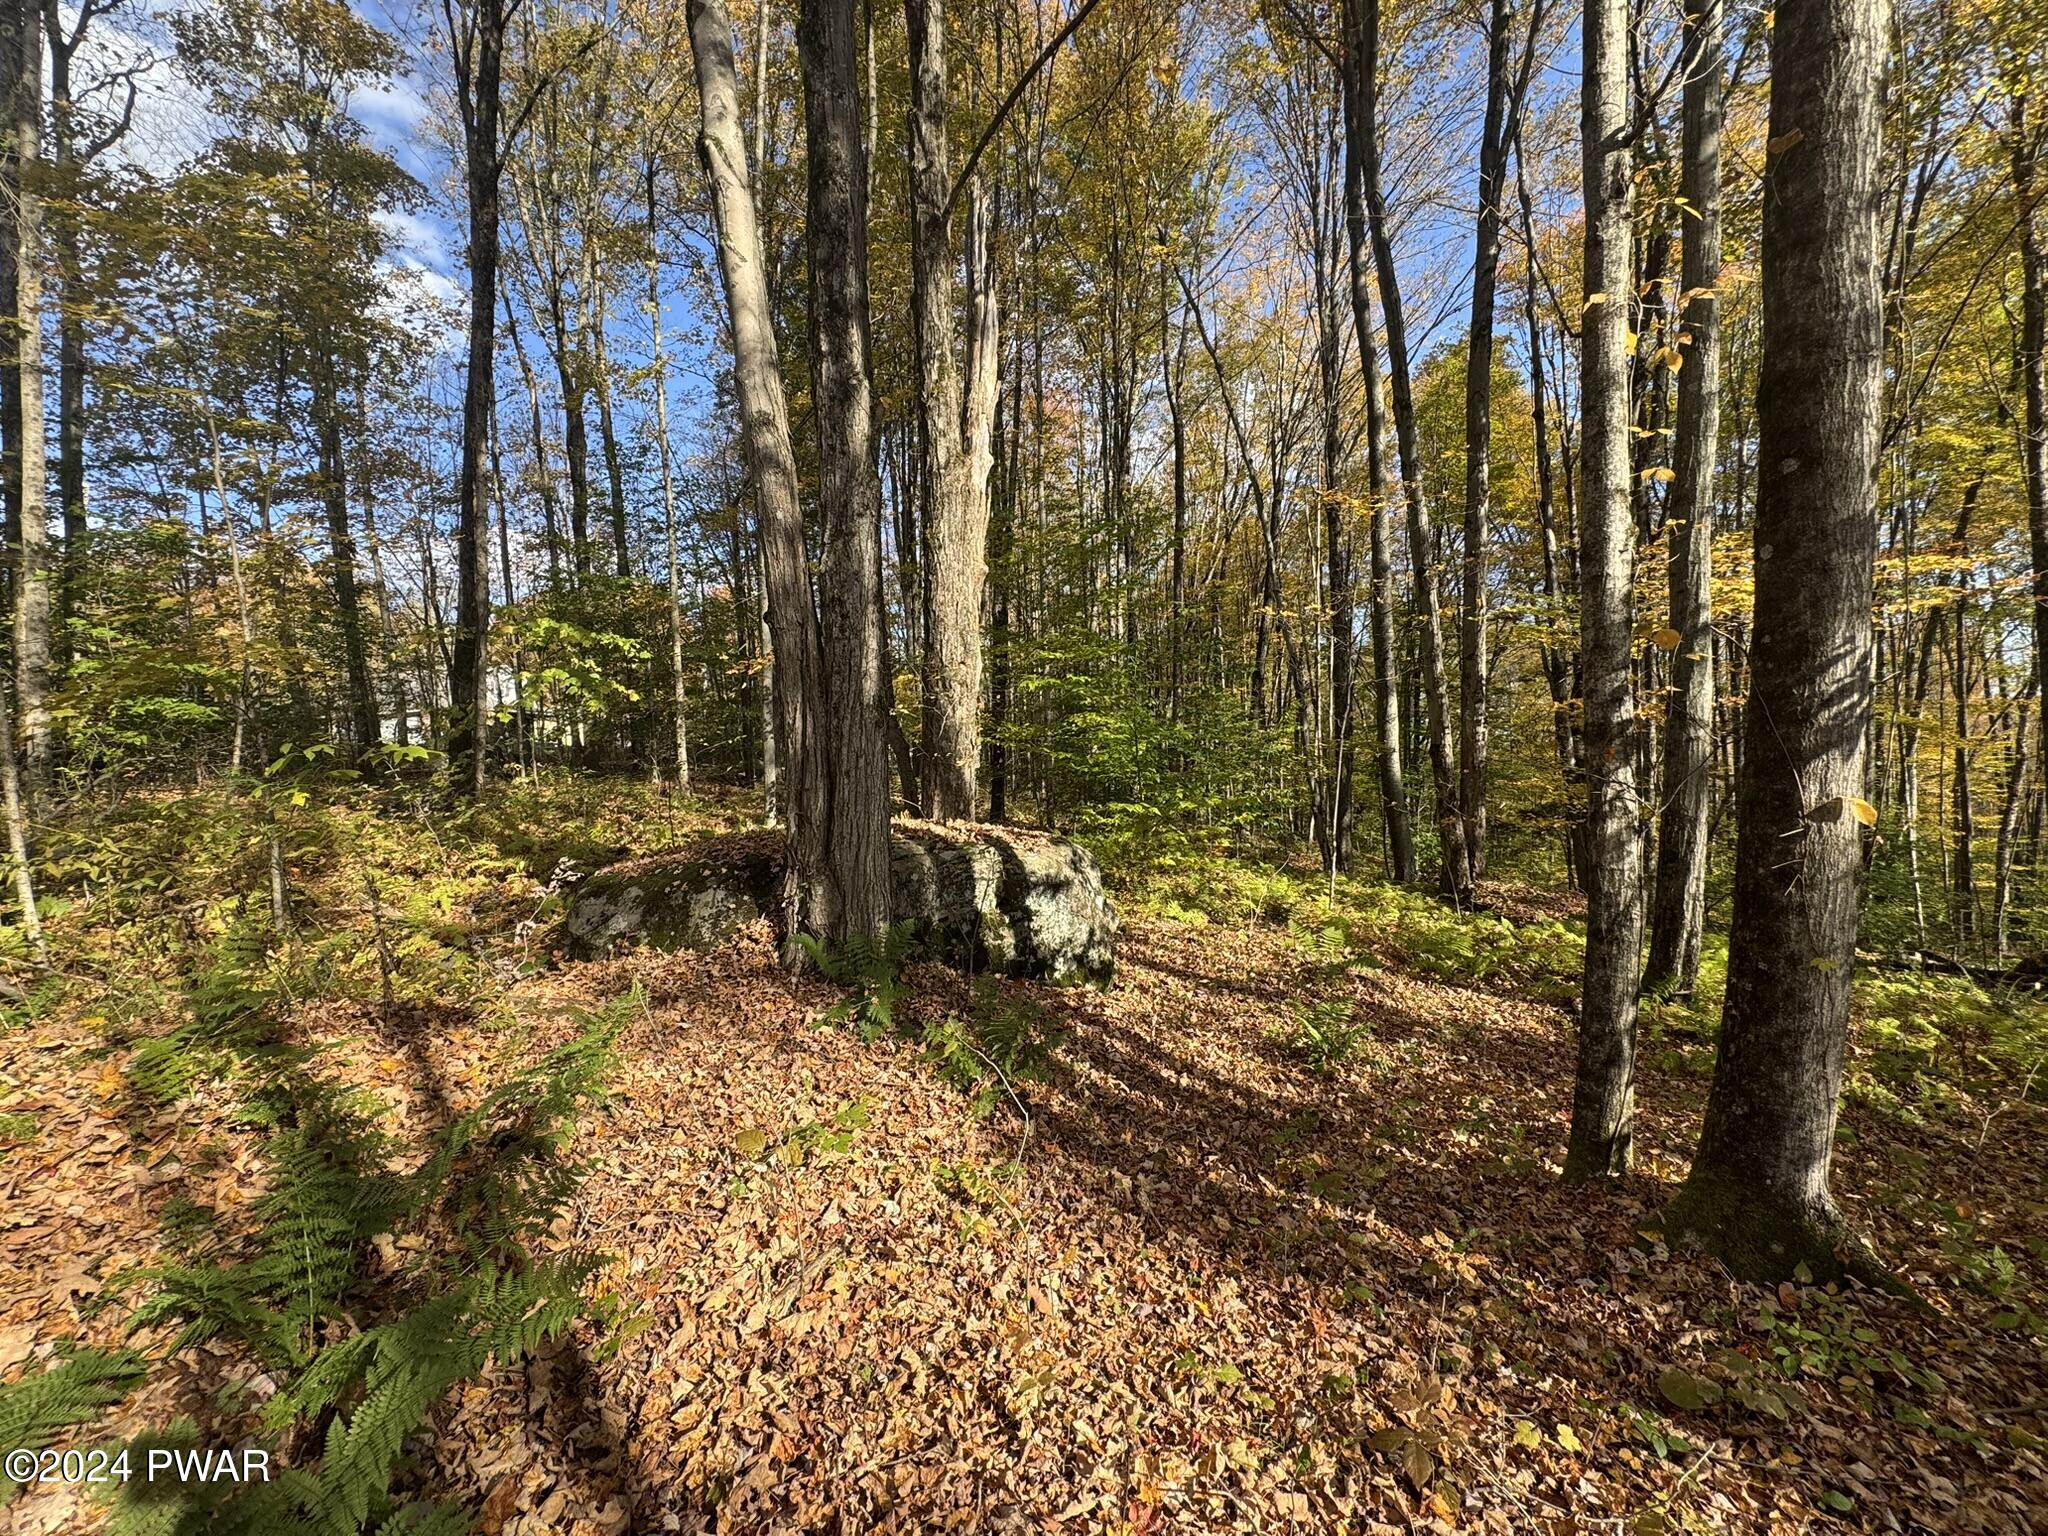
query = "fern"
xmin=110 ymin=994 xmax=628 ymax=1536
xmin=125 ymin=1083 xmax=412 ymax=1370
xmin=1282 ymin=998 xmax=1369 ymax=1073
xmin=799 ymin=926 xmax=917 ymax=1041
xmin=0 ymin=1346 xmax=148 ymax=1502
xmin=923 ymin=984 xmax=1066 ymax=1116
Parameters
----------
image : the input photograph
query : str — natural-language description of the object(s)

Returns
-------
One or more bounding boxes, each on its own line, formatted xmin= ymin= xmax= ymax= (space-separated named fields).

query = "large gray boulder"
xmin=561 ymin=824 xmax=1117 ymax=983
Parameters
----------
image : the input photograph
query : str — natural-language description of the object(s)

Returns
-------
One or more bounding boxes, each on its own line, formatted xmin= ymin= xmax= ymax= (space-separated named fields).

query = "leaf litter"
xmin=0 ymin=850 xmax=2042 ymax=1534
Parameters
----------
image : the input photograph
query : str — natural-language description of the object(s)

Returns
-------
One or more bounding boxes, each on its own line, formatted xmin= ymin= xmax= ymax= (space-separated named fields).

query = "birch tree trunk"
xmin=690 ymin=0 xmax=828 ymax=944
xmin=1667 ymin=0 xmax=1891 ymax=1281
xmin=1563 ymin=0 xmax=1643 ymax=1181
xmin=4 ymin=0 xmax=50 ymax=800
xmin=1644 ymin=0 xmax=1723 ymax=998
xmin=0 ymin=663 xmax=41 ymax=964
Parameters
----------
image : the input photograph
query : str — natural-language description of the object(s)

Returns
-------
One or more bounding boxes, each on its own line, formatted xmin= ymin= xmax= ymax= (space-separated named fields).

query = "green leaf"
xmin=733 ymin=1127 xmax=768 ymax=1158
xmin=1657 ymin=1366 xmax=1720 ymax=1411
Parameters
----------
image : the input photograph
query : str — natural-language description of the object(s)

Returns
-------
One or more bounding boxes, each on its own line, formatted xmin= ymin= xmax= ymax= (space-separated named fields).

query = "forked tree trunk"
xmin=800 ymin=0 xmax=892 ymax=940
xmin=1644 ymin=0 xmax=1723 ymax=998
xmin=1563 ymin=0 xmax=1643 ymax=1181
xmin=1336 ymin=16 xmax=1411 ymax=882
xmin=1667 ymin=0 xmax=1891 ymax=1281
xmin=688 ymin=0 xmax=829 ymax=943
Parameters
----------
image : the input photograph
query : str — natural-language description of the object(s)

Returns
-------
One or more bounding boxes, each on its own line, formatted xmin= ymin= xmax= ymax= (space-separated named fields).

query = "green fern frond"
xmin=0 ymin=1345 xmax=148 ymax=1500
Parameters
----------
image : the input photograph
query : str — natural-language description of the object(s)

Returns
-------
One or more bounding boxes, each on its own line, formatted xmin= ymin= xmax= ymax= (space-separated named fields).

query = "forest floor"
xmin=2 ymin=782 xmax=2044 ymax=1534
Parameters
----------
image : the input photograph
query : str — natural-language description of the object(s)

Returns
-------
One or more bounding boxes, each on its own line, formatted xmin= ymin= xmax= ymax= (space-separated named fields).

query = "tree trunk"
xmin=593 ymin=272 xmax=631 ymax=579
xmin=44 ymin=9 xmax=115 ymax=671
xmin=1667 ymin=0 xmax=1890 ymax=1281
xmin=1517 ymin=151 xmax=1581 ymax=821
xmin=648 ymin=165 xmax=690 ymax=790
xmin=1563 ymin=0 xmax=1643 ymax=1181
xmin=801 ymin=0 xmax=892 ymax=938
xmin=2016 ymin=100 xmax=2048 ymax=778
xmin=1994 ymin=694 xmax=2032 ymax=962
xmin=503 ymin=284 xmax=564 ymax=588
xmin=1336 ymin=27 xmax=1413 ymax=883
xmin=1644 ymin=0 xmax=1723 ymax=999
xmin=0 ymin=659 xmax=41 ymax=965
xmin=315 ymin=362 xmax=380 ymax=754
xmin=1457 ymin=0 xmax=1520 ymax=885
xmin=1345 ymin=0 xmax=1469 ymax=903
xmin=446 ymin=0 xmax=509 ymax=801
xmin=4 ymin=0 xmax=49 ymax=800
xmin=906 ymin=0 xmax=994 ymax=821
xmin=689 ymin=0 xmax=828 ymax=942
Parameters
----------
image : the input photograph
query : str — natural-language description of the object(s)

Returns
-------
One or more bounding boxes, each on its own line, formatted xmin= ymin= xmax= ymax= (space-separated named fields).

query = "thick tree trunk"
xmin=906 ymin=0 xmax=995 ymax=821
xmin=690 ymin=0 xmax=828 ymax=941
xmin=800 ymin=0 xmax=892 ymax=940
xmin=1563 ymin=0 xmax=1643 ymax=1181
xmin=1347 ymin=0 xmax=1469 ymax=903
xmin=4 ymin=0 xmax=49 ymax=800
xmin=446 ymin=0 xmax=504 ymax=802
xmin=1667 ymin=0 xmax=1891 ymax=1281
xmin=1644 ymin=0 xmax=1723 ymax=999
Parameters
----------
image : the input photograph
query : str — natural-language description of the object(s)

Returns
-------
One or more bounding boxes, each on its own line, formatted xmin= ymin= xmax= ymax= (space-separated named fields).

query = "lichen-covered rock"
xmin=561 ymin=843 xmax=780 ymax=959
xmin=561 ymin=824 xmax=1117 ymax=983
